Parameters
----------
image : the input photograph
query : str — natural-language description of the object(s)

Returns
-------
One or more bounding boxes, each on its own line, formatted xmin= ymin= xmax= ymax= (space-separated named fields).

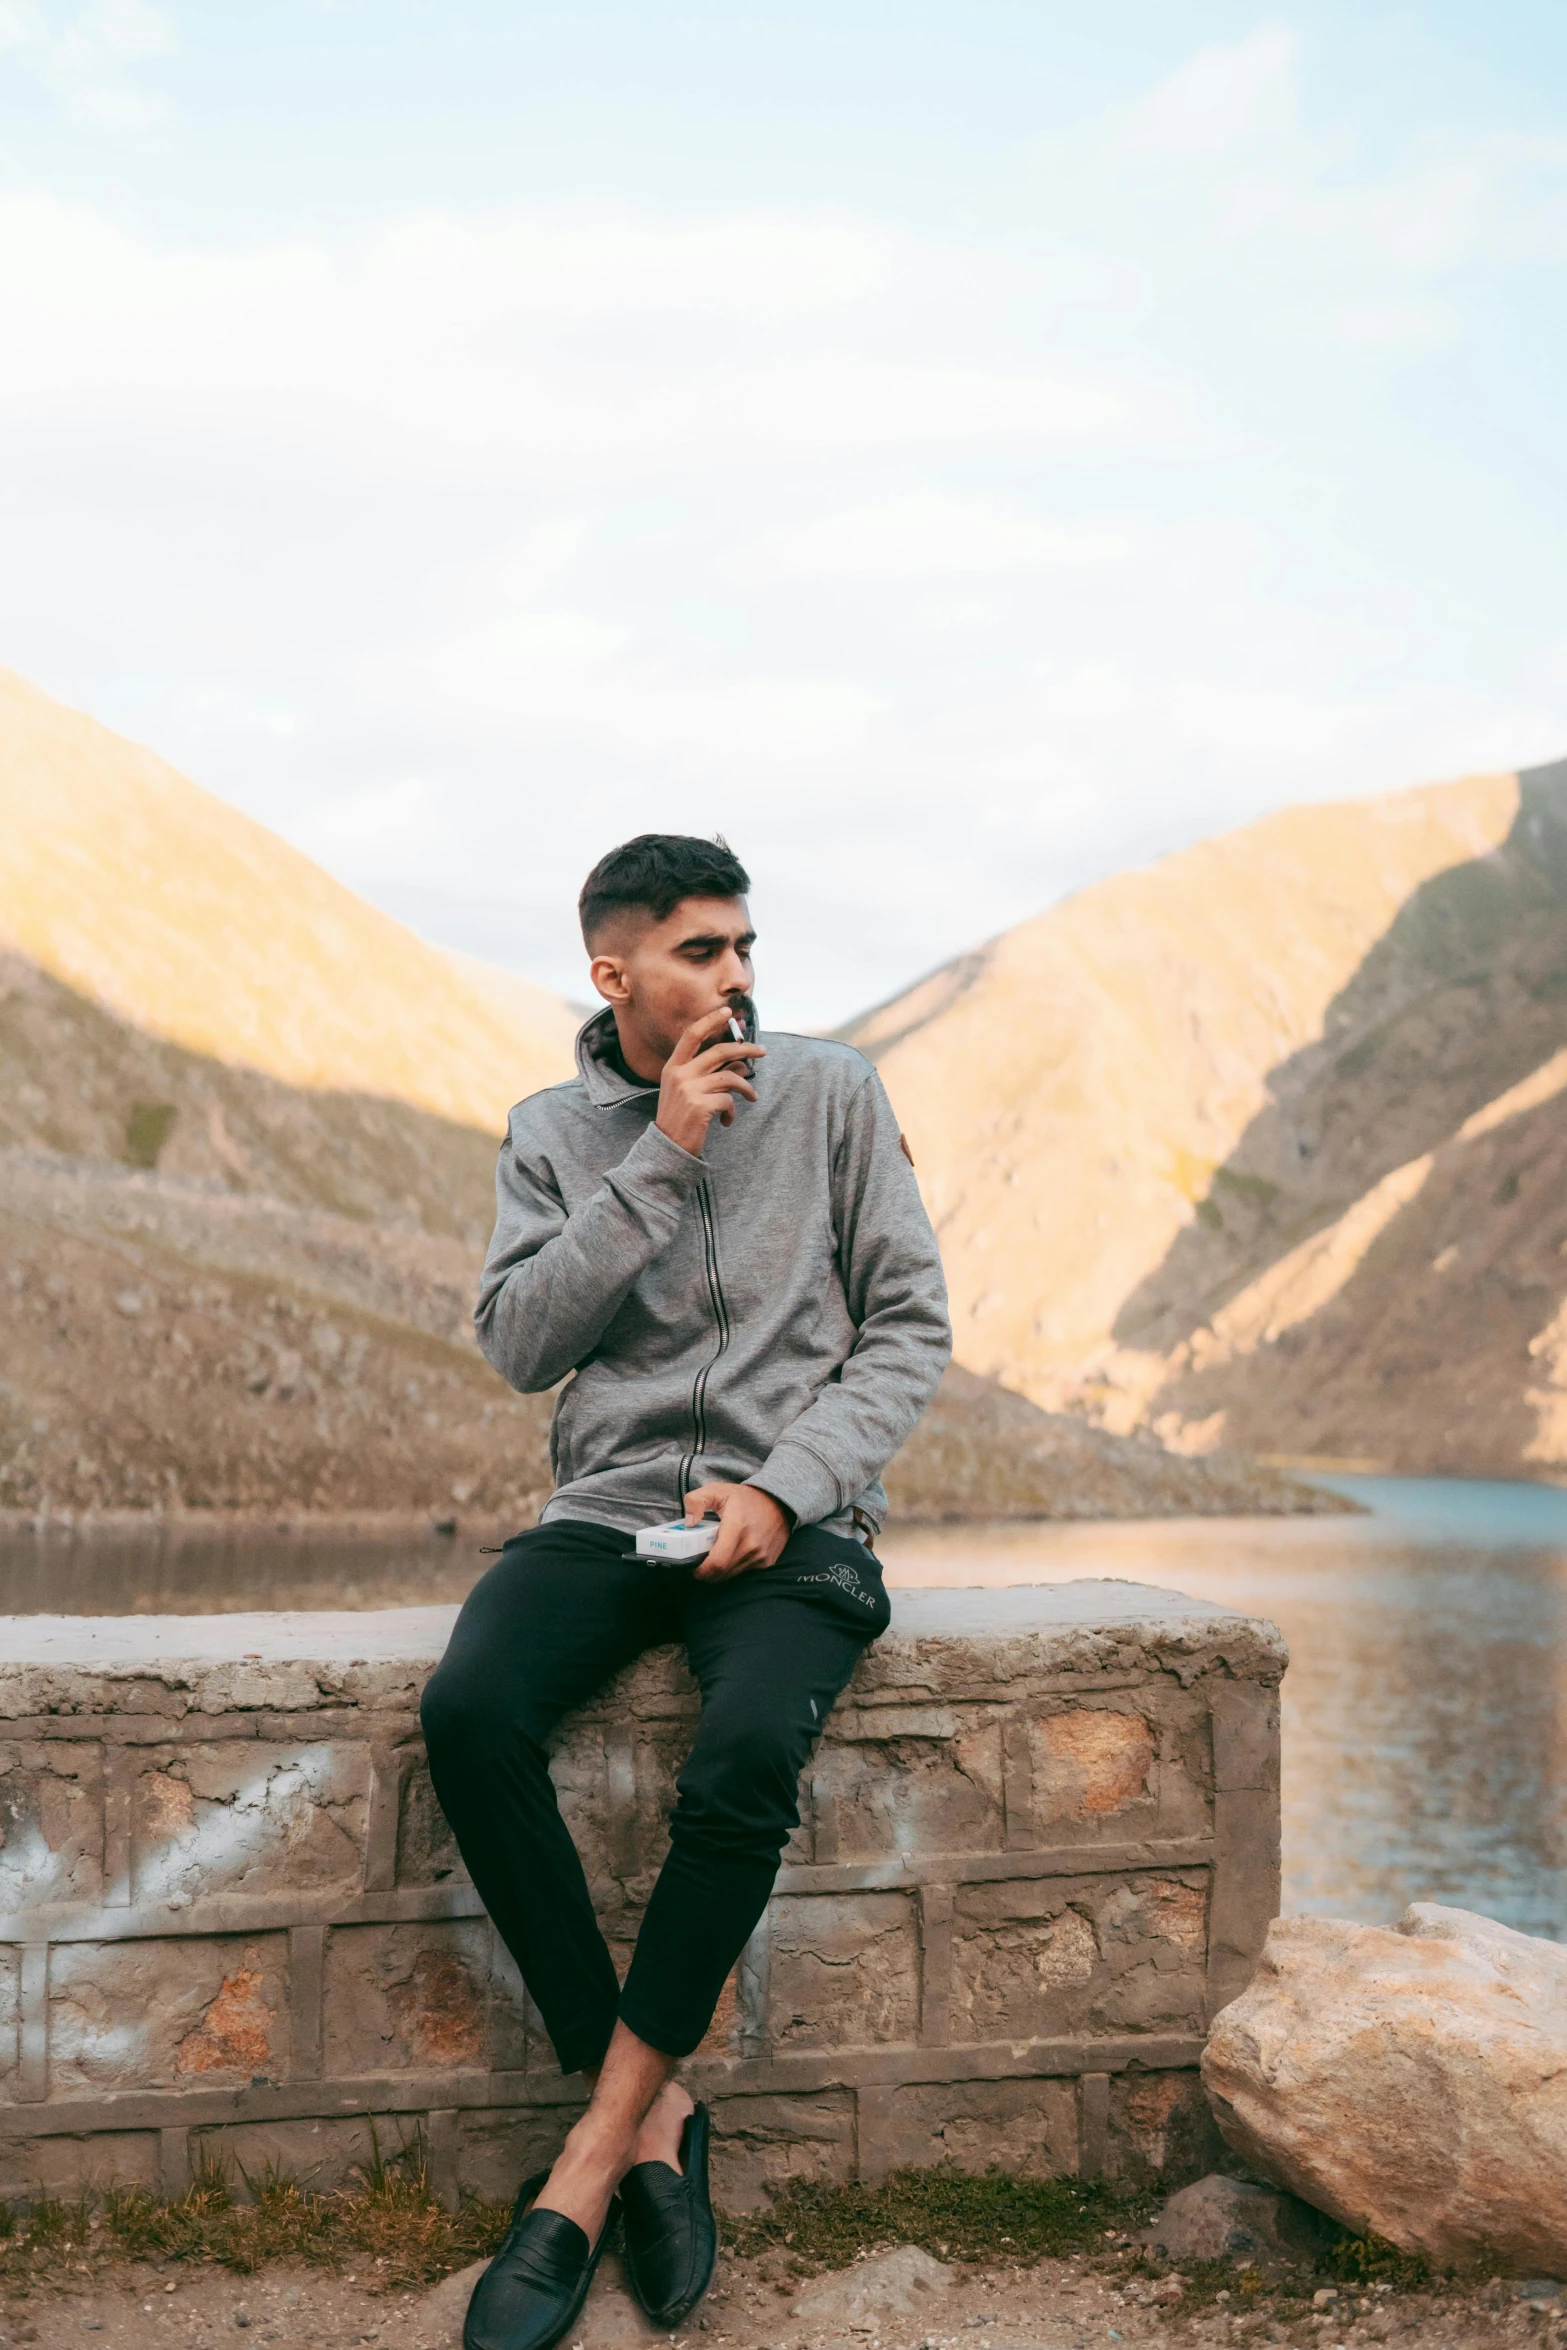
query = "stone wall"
xmin=0 ymin=1582 xmax=1284 ymax=2208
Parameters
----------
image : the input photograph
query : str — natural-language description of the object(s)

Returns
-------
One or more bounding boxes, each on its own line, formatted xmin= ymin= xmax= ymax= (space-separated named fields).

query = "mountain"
xmin=0 ymin=668 xmax=580 ymax=1521
xmin=0 ymin=668 xmax=1330 ymax=1524
xmin=846 ymin=759 xmax=1567 ymax=1480
xmin=0 ymin=667 xmax=577 ymax=1240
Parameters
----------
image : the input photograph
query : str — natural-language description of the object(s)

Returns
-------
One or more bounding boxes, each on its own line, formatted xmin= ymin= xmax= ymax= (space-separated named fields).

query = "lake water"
xmin=4 ymin=1476 xmax=1564 ymax=1940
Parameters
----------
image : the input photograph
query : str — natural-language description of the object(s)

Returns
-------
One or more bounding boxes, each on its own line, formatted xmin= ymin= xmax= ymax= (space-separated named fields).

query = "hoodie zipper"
xmin=677 ymin=1177 xmax=731 ymax=1506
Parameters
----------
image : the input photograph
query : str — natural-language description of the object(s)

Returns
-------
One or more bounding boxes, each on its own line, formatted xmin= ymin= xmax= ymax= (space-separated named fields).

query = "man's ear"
xmin=589 ymin=950 xmax=632 ymax=1007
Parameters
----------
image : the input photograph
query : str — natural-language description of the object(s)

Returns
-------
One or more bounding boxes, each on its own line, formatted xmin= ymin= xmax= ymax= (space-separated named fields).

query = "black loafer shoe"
xmin=620 ymin=2101 xmax=718 ymax=2330
xmin=463 ymin=2170 xmax=619 ymax=2350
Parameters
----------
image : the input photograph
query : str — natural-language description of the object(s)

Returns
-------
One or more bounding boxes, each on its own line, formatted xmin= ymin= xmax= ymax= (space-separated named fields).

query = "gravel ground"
xmin=4 ymin=2246 xmax=1562 ymax=2350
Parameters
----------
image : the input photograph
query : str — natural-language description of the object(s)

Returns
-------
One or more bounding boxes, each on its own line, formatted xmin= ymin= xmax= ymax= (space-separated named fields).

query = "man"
xmin=421 ymin=834 xmax=950 ymax=2350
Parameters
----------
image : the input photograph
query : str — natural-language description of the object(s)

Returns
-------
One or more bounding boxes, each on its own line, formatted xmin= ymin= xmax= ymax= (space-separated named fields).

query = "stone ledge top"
xmin=2 ymin=1604 xmax=460 ymax=1669
xmin=0 ymin=1579 xmax=1286 ymax=1718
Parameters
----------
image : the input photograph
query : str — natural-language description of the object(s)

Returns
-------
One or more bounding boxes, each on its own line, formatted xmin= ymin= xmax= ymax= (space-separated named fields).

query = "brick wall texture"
xmin=0 ymin=1583 xmax=1285 ymax=2208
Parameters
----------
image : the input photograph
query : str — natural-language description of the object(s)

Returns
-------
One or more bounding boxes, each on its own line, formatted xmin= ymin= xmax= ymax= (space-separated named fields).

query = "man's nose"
xmin=717 ymin=949 xmax=751 ymax=995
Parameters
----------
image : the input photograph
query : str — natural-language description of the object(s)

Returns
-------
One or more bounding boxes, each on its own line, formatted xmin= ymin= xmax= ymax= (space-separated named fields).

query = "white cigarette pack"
xmin=634 ymin=1518 xmax=720 ymax=1563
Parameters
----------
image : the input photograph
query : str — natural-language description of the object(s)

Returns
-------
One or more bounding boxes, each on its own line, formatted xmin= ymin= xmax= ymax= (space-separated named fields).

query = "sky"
xmin=3 ymin=3 xmax=1567 ymax=1027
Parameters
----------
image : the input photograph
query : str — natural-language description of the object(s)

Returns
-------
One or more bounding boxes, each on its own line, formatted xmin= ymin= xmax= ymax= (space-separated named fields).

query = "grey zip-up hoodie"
xmin=475 ymin=1007 xmax=951 ymax=1537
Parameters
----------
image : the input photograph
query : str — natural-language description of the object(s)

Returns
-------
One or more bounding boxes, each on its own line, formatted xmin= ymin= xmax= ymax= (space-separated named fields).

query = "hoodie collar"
xmin=575 ymin=1005 xmax=660 ymax=1107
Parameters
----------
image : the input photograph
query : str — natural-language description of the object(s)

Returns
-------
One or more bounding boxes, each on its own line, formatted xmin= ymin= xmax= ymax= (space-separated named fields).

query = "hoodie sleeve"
xmin=748 ymin=1067 xmax=951 ymax=1525
xmin=474 ymin=1106 xmax=706 ymax=1393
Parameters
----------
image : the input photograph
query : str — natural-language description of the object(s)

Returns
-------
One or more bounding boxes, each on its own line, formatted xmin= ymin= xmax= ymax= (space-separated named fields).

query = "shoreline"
xmin=0 ymin=1494 xmax=1370 ymax=1540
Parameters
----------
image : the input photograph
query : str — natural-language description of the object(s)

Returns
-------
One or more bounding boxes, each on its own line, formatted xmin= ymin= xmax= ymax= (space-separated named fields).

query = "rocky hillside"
xmin=0 ymin=669 xmax=1332 ymax=1524
xmin=0 ymin=667 xmax=578 ymax=1133
xmin=883 ymin=1366 xmax=1327 ymax=1521
xmin=0 ymin=1148 xmax=1329 ymax=1524
xmin=848 ymin=759 xmax=1567 ymax=1479
xmin=0 ymin=1150 xmax=555 ymax=1521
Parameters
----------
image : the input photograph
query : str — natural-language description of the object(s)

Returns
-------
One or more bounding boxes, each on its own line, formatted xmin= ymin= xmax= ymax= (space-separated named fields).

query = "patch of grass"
xmin=4 ymin=2190 xmax=95 ymax=2256
xmin=1211 ymin=1167 xmax=1280 ymax=1209
xmin=1 ymin=2150 xmax=1446 ymax=2319
xmin=720 ymin=2164 xmax=1157 ymax=2272
xmin=1 ymin=2137 xmax=511 ymax=2298
xmin=1321 ymin=2226 xmax=1433 ymax=2294
xmin=123 ymin=1100 xmax=179 ymax=1170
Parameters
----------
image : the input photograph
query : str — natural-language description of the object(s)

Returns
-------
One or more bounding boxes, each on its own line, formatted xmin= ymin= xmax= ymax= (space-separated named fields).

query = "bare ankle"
xmin=630 ymin=2077 xmax=695 ymax=2171
xmin=560 ymin=2115 xmax=634 ymax=2169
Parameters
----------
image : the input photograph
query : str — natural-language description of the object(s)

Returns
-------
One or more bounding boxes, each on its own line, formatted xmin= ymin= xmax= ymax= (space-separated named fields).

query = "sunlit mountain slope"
xmin=0 ymin=665 xmax=577 ymax=1133
xmin=848 ymin=760 xmax=1567 ymax=1478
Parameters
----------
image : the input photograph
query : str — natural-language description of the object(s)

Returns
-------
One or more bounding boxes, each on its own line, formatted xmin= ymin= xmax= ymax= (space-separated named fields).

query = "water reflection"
xmin=2 ymin=1479 xmax=1564 ymax=1938
xmin=878 ymin=1490 xmax=1567 ymax=1942
xmin=0 ymin=1521 xmax=483 ymax=1617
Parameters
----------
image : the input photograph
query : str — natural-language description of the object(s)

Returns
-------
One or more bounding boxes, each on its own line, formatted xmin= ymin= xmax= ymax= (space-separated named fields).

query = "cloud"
xmin=744 ymin=494 xmax=1131 ymax=581
xmin=0 ymin=4 xmax=47 ymax=49
xmin=60 ymin=0 xmax=173 ymax=59
xmin=1226 ymin=158 xmax=1484 ymax=276
xmin=0 ymin=195 xmax=1121 ymax=491
xmin=1114 ymin=26 xmax=1300 ymax=162
xmin=0 ymin=0 xmax=175 ymax=125
xmin=1281 ymin=296 xmax=1453 ymax=350
xmin=2 ymin=33 xmax=1565 ymax=1027
xmin=359 ymin=610 xmax=884 ymax=773
xmin=1104 ymin=26 xmax=1490 ymax=296
xmin=364 ymin=206 xmax=891 ymax=325
xmin=290 ymin=777 xmax=452 ymax=879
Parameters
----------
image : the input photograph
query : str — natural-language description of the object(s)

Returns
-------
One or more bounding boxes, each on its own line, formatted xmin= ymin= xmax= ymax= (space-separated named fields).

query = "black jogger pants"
xmin=419 ymin=1517 xmax=890 ymax=2074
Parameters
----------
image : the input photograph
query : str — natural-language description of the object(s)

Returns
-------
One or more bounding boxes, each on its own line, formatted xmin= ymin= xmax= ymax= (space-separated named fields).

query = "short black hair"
xmin=578 ymin=833 xmax=750 ymax=945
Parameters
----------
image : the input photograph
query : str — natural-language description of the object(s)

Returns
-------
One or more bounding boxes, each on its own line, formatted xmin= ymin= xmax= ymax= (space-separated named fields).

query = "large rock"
xmin=1202 ymin=1904 xmax=1567 ymax=2272
xmin=1144 ymin=2173 xmax=1330 ymax=2264
xmin=789 ymin=2245 xmax=954 ymax=2328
